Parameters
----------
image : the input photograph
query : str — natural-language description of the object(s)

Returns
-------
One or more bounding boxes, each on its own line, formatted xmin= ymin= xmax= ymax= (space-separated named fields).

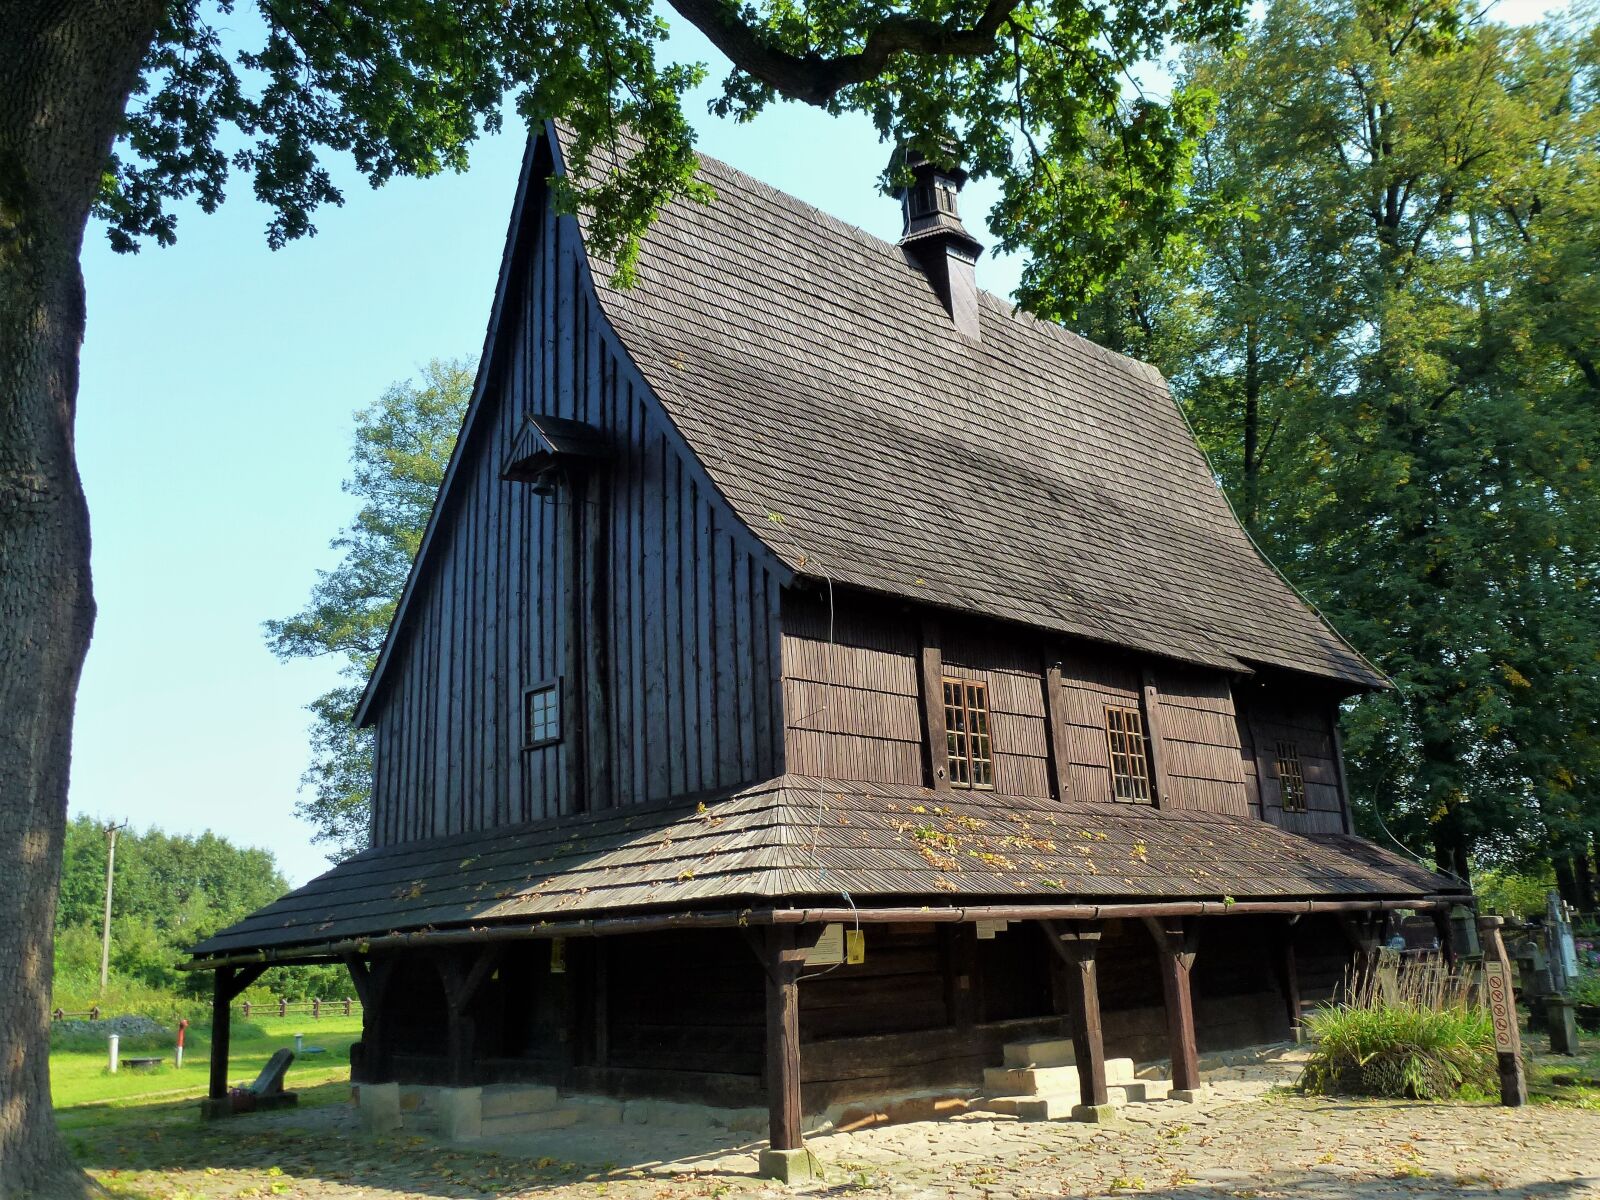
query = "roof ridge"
xmin=592 ymin=130 xmax=1169 ymax=395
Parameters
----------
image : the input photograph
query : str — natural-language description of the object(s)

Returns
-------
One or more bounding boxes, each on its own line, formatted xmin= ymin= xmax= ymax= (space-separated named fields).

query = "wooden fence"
xmin=51 ymin=998 xmax=363 ymax=1021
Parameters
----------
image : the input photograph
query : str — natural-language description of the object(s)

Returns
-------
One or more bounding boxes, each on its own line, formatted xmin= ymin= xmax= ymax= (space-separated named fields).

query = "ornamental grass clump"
xmin=1299 ymin=960 xmax=1496 ymax=1100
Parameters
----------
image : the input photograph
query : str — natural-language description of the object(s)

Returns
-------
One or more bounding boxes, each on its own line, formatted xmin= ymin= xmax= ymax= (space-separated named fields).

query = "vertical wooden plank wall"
xmin=367 ymin=176 xmax=785 ymax=846
xmin=1148 ymin=667 xmax=1250 ymax=816
xmin=1241 ymin=694 xmax=1347 ymax=834
xmin=941 ymin=631 xmax=1050 ymax=796
xmin=1056 ymin=658 xmax=1144 ymax=805
xmin=780 ymin=598 xmax=924 ymax=784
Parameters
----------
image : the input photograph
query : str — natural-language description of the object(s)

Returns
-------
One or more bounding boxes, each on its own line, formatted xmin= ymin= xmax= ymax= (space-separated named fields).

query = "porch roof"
xmin=189 ymin=779 xmax=1465 ymax=964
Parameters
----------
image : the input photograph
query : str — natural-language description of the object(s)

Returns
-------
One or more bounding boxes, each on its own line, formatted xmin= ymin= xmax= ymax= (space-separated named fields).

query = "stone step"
xmin=480 ymin=1106 xmax=582 ymax=1136
xmin=480 ymin=1084 xmax=560 ymax=1118
xmin=983 ymin=1058 xmax=1137 ymax=1096
xmin=982 ymin=1079 xmax=1173 ymax=1122
xmin=1110 ymin=1080 xmax=1172 ymax=1103
xmin=983 ymin=1094 xmax=1079 ymax=1121
xmin=1003 ymin=1038 xmax=1076 ymax=1068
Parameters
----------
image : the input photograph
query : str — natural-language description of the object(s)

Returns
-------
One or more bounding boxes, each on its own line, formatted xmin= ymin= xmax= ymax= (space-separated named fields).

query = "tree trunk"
xmin=1 ymin=4 xmax=159 ymax=1195
xmin=1553 ymin=856 xmax=1578 ymax=910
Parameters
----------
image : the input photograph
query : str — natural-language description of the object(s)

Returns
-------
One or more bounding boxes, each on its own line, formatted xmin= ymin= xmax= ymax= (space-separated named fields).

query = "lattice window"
xmin=1276 ymin=740 xmax=1308 ymax=812
xmin=943 ymin=678 xmax=994 ymax=790
xmin=1104 ymin=704 xmax=1153 ymax=803
xmin=524 ymin=680 xmax=561 ymax=748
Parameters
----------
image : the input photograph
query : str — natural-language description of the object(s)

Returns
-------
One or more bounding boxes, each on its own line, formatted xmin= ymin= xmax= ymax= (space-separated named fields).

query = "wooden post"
xmin=918 ymin=621 xmax=950 ymax=791
xmin=943 ymin=924 xmax=978 ymax=1031
xmin=1431 ymin=905 xmax=1458 ymax=966
xmin=1041 ymin=920 xmax=1108 ymax=1109
xmin=204 ymin=963 xmax=266 ymax=1116
xmin=210 ymin=966 xmax=235 ymax=1102
xmin=1272 ymin=920 xmax=1302 ymax=1034
xmin=1144 ymin=917 xmax=1201 ymax=1094
xmin=764 ymin=925 xmax=805 ymax=1151
xmin=436 ymin=947 xmax=501 ymax=1088
xmin=1478 ymin=915 xmax=1529 ymax=1107
xmin=1043 ymin=661 xmax=1072 ymax=802
xmin=344 ymin=955 xmax=394 ymax=1083
xmin=1339 ymin=912 xmax=1382 ymax=997
xmin=592 ymin=939 xmax=610 ymax=1067
xmin=1139 ymin=669 xmax=1171 ymax=806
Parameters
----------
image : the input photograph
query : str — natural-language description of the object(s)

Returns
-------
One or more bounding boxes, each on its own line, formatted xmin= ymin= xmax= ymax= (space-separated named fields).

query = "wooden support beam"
xmin=763 ymin=925 xmax=806 ymax=1151
xmin=343 ymin=955 xmax=396 ymax=1083
xmin=1144 ymin=917 xmax=1200 ymax=1093
xmin=210 ymin=966 xmax=236 ymax=1101
xmin=1339 ymin=912 xmax=1383 ymax=996
xmin=1139 ymin=669 xmax=1172 ymax=806
xmin=1272 ymin=921 xmax=1302 ymax=1034
xmin=1040 ymin=920 xmax=1108 ymax=1107
xmin=1331 ymin=723 xmax=1356 ymax=836
xmin=918 ymin=621 xmax=950 ymax=791
xmin=943 ymin=923 xmax=978 ymax=1031
xmin=1431 ymin=906 xmax=1458 ymax=966
xmin=436 ymin=947 xmax=502 ymax=1087
xmin=1043 ymin=661 xmax=1072 ymax=802
xmin=593 ymin=939 xmax=610 ymax=1067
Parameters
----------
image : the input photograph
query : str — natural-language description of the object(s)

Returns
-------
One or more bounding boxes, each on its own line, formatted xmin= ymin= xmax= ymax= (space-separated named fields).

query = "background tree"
xmin=1077 ymin=0 xmax=1600 ymax=889
xmin=53 ymin=817 xmax=344 ymax=1005
xmin=265 ymin=360 xmax=472 ymax=862
xmin=3 ymin=0 xmax=1249 ymax=1187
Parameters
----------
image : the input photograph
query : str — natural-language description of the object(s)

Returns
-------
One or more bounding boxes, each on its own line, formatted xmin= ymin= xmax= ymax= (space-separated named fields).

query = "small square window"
xmin=524 ymin=680 xmax=561 ymax=749
xmin=1275 ymin=741 xmax=1307 ymax=812
xmin=942 ymin=677 xmax=994 ymax=790
xmin=1105 ymin=705 xmax=1153 ymax=803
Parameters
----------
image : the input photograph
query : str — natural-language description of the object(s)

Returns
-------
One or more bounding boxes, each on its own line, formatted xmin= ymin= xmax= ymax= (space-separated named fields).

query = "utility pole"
xmin=99 ymin=820 xmax=128 ymax=994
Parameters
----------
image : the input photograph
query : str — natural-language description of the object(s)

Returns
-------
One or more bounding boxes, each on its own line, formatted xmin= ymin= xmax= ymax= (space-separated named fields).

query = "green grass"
xmin=1527 ymin=1040 xmax=1600 ymax=1110
xmin=1297 ymin=960 xmax=1499 ymax=1102
xmin=52 ymin=1013 xmax=362 ymax=1112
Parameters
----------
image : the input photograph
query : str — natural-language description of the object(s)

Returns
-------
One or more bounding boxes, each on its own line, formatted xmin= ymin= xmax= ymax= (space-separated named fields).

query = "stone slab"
xmin=358 ymin=1082 xmax=402 ymax=1134
xmin=758 ymin=1147 xmax=822 ymax=1184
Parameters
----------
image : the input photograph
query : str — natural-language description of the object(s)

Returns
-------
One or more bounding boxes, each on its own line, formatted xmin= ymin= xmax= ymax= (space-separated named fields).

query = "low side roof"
xmin=190 ymin=778 xmax=1460 ymax=960
xmin=564 ymin=127 xmax=1385 ymax=689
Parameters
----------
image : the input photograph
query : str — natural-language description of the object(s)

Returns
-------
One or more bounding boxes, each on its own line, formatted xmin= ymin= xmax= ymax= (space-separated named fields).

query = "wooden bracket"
xmin=1039 ymin=918 xmax=1102 ymax=965
xmin=742 ymin=925 xmax=807 ymax=985
xmin=1142 ymin=915 xmax=1199 ymax=969
xmin=436 ymin=945 xmax=503 ymax=1013
xmin=219 ymin=963 xmax=268 ymax=1003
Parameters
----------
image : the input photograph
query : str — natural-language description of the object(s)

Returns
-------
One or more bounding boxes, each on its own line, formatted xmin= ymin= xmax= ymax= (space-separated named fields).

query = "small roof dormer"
xmin=888 ymin=143 xmax=984 ymax=343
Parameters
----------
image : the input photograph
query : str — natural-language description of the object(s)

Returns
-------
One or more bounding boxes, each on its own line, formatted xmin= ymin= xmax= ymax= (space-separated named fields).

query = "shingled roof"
xmin=191 ymin=778 xmax=1460 ymax=960
xmin=563 ymin=127 xmax=1385 ymax=689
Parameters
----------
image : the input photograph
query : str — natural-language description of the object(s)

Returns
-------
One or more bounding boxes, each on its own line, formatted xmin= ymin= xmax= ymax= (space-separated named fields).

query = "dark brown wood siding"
xmin=780 ymin=596 xmax=1054 ymax=794
xmin=368 ymin=167 xmax=786 ymax=845
xmin=1150 ymin=667 xmax=1250 ymax=816
xmin=942 ymin=631 xmax=1051 ymax=797
xmin=1236 ymin=686 xmax=1347 ymax=834
xmin=780 ymin=597 xmax=924 ymax=785
xmin=1057 ymin=656 xmax=1144 ymax=805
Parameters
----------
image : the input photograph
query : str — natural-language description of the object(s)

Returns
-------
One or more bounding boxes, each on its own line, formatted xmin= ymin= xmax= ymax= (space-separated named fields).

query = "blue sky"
xmin=69 ymin=1 xmax=1562 ymax=887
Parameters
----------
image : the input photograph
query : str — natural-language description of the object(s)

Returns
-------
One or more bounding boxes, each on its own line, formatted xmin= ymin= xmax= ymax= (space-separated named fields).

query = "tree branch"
xmin=663 ymin=0 xmax=1022 ymax=106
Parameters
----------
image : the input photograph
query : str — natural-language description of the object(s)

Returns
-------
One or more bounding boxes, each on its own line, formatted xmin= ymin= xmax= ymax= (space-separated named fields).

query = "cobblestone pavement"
xmin=81 ymin=1055 xmax=1600 ymax=1200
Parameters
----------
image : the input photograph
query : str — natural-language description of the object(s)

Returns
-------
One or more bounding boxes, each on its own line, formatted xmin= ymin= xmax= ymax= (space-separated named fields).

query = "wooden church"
xmin=190 ymin=123 xmax=1468 ymax=1172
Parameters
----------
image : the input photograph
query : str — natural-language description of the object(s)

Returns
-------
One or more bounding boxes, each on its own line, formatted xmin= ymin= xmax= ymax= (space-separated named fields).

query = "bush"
xmin=1299 ymin=963 xmax=1496 ymax=1101
xmin=1571 ymin=971 xmax=1600 ymax=1007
